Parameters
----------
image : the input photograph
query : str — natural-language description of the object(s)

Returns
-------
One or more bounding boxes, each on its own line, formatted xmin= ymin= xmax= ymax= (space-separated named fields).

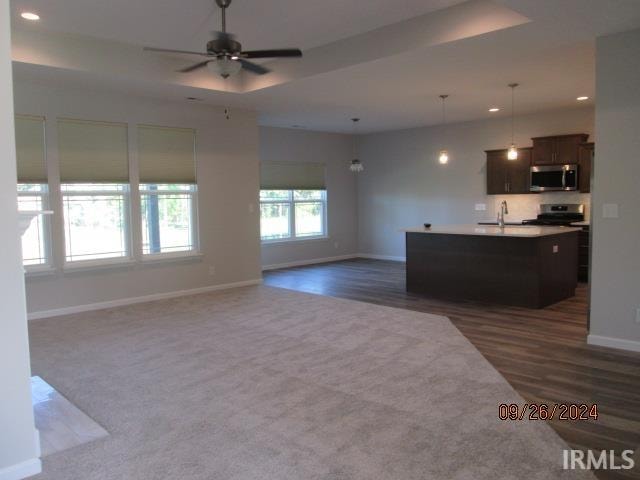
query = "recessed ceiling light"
xmin=20 ymin=12 xmax=40 ymax=20
xmin=489 ymin=107 xmax=500 ymax=112
xmin=576 ymin=96 xmax=589 ymax=101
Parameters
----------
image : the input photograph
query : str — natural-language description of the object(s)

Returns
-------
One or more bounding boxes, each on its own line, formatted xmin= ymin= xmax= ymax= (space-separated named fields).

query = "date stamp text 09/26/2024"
xmin=499 ymin=403 xmax=599 ymax=421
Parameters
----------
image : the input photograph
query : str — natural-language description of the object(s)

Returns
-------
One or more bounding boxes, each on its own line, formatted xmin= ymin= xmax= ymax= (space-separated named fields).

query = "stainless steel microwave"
xmin=530 ymin=164 xmax=578 ymax=192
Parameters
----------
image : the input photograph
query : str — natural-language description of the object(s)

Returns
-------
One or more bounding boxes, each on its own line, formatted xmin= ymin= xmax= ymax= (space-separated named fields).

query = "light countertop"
xmin=404 ymin=224 xmax=582 ymax=238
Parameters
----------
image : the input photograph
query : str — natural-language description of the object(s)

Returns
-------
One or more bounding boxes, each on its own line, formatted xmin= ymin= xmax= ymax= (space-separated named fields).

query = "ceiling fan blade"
xmin=242 ymin=49 xmax=302 ymax=59
xmin=144 ymin=46 xmax=209 ymax=56
xmin=178 ymin=61 xmax=211 ymax=73
xmin=238 ymin=59 xmax=270 ymax=75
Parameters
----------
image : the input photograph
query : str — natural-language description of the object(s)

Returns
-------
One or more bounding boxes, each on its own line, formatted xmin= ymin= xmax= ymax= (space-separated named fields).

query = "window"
xmin=62 ymin=184 xmax=129 ymax=262
xmin=260 ymin=190 xmax=326 ymax=241
xmin=58 ymin=119 xmax=130 ymax=264
xmin=140 ymin=184 xmax=197 ymax=255
xmin=18 ymin=184 xmax=49 ymax=266
xmin=15 ymin=115 xmax=49 ymax=267
xmin=137 ymin=125 xmax=197 ymax=256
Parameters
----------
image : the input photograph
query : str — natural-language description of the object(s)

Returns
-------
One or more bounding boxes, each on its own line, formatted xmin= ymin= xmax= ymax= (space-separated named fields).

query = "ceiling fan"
xmin=144 ymin=0 xmax=302 ymax=78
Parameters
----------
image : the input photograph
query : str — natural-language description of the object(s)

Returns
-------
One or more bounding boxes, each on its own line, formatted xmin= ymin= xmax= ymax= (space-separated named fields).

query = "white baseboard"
xmin=28 ymin=279 xmax=263 ymax=320
xmin=262 ymin=254 xmax=358 ymax=271
xmin=587 ymin=334 xmax=640 ymax=353
xmin=357 ymin=253 xmax=406 ymax=262
xmin=0 ymin=458 xmax=41 ymax=480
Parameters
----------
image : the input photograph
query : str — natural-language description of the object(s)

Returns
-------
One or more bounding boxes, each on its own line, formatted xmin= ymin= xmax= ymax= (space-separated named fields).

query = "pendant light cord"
xmin=352 ymin=118 xmax=359 ymax=159
xmin=509 ymin=83 xmax=518 ymax=144
xmin=511 ymin=86 xmax=514 ymax=143
xmin=439 ymin=94 xmax=448 ymax=125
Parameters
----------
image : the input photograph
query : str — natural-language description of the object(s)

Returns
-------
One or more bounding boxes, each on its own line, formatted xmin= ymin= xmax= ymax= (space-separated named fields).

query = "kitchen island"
xmin=405 ymin=225 xmax=580 ymax=308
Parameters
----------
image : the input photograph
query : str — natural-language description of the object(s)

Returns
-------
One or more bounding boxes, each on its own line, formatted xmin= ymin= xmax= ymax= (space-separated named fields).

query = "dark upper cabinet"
xmin=578 ymin=142 xmax=594 ymax=193
xmin=486 ymin=147 xmax=532 ymax=195
xmin=531 ymin=134 xmax=589 ymax=165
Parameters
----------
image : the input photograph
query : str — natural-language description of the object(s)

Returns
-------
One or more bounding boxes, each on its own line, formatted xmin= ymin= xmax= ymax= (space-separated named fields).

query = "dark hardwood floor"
xmin=264 ymin=258 xmax=640 ymax=479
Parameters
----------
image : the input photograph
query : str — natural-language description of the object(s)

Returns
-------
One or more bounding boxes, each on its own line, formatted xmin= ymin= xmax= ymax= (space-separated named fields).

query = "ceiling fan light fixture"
xmin=207 ymin=56 xmax=242 ymax=78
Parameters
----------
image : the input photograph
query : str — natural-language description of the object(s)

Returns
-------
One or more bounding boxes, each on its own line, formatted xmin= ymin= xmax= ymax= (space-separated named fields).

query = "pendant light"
xmin=349 ymin=118 xmax=364 ymax=172
xmin=507 ymin=83 xmax=519 ymax=160
xmin=438 ymin=94 xmax=449 ymax=164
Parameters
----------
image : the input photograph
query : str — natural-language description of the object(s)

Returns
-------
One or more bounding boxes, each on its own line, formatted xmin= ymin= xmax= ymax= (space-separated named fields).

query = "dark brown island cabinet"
xmin=405 ymin=226 xmax=579 ymax=308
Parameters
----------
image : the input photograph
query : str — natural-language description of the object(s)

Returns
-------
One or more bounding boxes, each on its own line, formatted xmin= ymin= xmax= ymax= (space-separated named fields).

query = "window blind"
xmin=260 ymin=162 xmax=326 ymax=190
xmin=137 ymin=125 xmax=196 ymax=184
xmin=15 ymin=115 xmax=47 ymax=183
xmin=58 ymin=118 xmax=129 ymax=183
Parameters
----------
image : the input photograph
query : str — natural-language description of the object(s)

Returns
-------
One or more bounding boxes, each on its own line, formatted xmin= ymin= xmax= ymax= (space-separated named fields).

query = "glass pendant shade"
xmin=350 ymin=159 xmax=364 ymax=172
xmin=438 ymin=150 xmax=449 ymax=165
xmin=507 ymin=83 xmax=519 ymax=160
xmin=349 ymin=118 xmax=363 ymax=173
xmin=207 ymin=57 xmax=242 ymax=78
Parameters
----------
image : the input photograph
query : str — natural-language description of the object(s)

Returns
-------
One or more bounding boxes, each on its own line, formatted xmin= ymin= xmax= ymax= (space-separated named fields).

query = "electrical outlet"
xmin=475 ymin=203 xmax=487 ymax=211
xmin=553 ymin=245 xmax=559 ymax=253
xmin=636 ymin=308 xmax=640 ymax=324
xmin=248 ymin=203 xmax=255 ymax=214
xmin=208 ymin=266 xmax=216 ymax=276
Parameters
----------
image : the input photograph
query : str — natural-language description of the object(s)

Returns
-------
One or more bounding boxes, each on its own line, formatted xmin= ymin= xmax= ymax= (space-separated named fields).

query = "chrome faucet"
xmin=497 ymin=200 xmax=509 ymax=228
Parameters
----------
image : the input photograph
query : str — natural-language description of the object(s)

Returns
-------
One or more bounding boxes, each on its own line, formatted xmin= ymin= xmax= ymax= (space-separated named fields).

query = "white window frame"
xmin=260 ymin=189 xmax=327 ymax=243
xmin=17 ymin=183 xmax=52 ymax=270
xmin=61 ymin=183 xmax=132 ymax=267
xmin=139 ymin=183 xmax=199 ymax=258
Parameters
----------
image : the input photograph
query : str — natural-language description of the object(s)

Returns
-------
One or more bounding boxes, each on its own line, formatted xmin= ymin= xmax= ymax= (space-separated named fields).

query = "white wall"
xmin=15 ymin=83 xmax=262 ymax=315
xmin=260 ymin=127 xmax=358 ymax=268
xmin=589 ymin=28 xmax=640 ymax=351
xmin=356 ymin=107 xmax=594 ymax=258
xmin=0 ymin=3 xmax=41 ymax=479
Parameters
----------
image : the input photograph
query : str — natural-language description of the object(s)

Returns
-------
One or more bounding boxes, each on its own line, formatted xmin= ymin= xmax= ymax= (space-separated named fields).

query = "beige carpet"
xmin=29 ymin=285 xmax=594 ymax=479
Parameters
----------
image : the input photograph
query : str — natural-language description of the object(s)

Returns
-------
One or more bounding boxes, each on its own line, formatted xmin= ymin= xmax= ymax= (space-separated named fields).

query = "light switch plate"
xmin=636 ymin=308 xmax=640 ymax=324
xmin=553 ymin=245 xmax=559 ymax=253
xmin=475 ymin=203 xmax=487 ymax=211
xmin=603 ymin=203 xmax=619 ymax=218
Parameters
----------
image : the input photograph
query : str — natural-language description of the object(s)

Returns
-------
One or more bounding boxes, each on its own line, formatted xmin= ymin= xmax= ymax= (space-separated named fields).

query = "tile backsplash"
xmin=484 ymin=192 xmax=591 ymax=223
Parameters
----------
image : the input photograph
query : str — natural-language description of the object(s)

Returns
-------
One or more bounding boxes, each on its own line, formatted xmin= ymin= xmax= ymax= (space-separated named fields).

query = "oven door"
xmin=530 ymin=164 xmax=578 ymax=192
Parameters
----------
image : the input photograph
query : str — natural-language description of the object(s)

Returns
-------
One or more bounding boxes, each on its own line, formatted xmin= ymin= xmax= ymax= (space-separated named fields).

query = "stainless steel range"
xmin=523 ymin=203 xmax=585 ymax=226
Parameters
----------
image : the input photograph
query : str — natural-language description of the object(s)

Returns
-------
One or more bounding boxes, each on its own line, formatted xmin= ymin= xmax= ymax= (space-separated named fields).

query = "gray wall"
xmin=589 ymin=28 xmax=640 ymax=350
xmin=356 ymin=107 xmax=594 ymax=259
xmin=0 ymin=3 xmax=40 ymax=476
xmin=16 ymin=83 xmax=262 ymax=315
xmin=260 ymin=127 xmax=358 ymax=268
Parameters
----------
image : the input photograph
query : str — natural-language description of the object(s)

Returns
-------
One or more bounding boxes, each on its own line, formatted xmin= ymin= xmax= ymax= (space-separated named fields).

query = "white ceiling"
xmin=9 ymin=0 xmax=640 ymax=133
xmin=10 ymin=0 xmax=467 ymax=52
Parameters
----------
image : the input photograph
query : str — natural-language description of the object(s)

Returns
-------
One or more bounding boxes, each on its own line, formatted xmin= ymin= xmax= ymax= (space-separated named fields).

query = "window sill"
xmin=141 ymin=251 xmax=203 ymax=265
xmin=262 ymin=235 xmax=329 ymax=246
xmin=63 ymin=257 xmax=136 ymax=273
xmin=59 ymin=252 xmax=204 ymax=274
xmin=24 ymin=265 xmax=57 ymax=277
